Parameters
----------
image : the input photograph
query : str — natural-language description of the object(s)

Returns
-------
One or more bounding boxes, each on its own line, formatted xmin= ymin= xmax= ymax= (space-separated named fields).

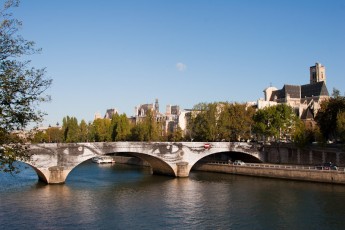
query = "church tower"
xmin=310 ymin=62 xmax=326 ymax=84
xmin=155 ymin=98 xmax=159 ymax=112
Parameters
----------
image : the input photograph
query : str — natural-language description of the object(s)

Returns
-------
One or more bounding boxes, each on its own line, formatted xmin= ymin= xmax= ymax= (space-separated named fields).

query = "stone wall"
xmin=264 ymin=144 xmax=345 ymax=166
xmin=193 ymin=163 xmax=345 ymax=184
xmin=113 ymin=156 xmax=150 ymax=166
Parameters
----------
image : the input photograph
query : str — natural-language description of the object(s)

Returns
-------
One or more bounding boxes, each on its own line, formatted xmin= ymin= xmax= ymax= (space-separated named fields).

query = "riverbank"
xmin=193 ymin=162 xmax=345 ymax=185
xmin=113 ymin=156 xmax=345 ymax=184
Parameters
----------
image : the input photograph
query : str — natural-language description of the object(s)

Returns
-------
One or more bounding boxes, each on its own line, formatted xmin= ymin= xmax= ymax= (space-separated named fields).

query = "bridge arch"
xmin=14 ymin=161 xmax=50 ymax=183
xmin=27 ymin=142 xmax=264 ymax=184
xmin=116 ymin=152 xmax=176 ymax=176
xmin=196 ymin=150 xmax=263 ymax=164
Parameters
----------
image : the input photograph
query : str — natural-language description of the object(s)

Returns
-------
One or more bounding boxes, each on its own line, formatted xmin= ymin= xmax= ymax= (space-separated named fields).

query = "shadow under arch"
xmin=193 ymin=150 xmax=263 ymax=167
xmin=114 ymin=151 xmax=176 ymax=176
xmin=62 ymin=155 xmax=101 ymax=182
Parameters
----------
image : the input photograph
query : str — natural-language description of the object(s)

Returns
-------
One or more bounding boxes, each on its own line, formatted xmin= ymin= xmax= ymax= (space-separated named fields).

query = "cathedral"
xmin=257 ymin=63 xmax=329 ymax=127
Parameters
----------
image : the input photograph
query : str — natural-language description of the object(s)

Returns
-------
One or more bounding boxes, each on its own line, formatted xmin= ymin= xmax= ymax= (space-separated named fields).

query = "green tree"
xmin=336 ymin=111 xmax=345 ymax=143
xmin=142 ymin=110 xmax=162 ymax=141
xmin=110 ymin=113 xmax=120 ymax=141
xmin=0 ymin=1 xmax=52 ymax=172
xmin=31 ymin=130 xmax=48 ymax=143
xmin=114 ymin=114 xmax=131 ymax=141
xmin=217 ymin=104 xmax=231 ymax=141
xmin=79 ymin=119 xmax=89 ymax=142
xmin=292 ymin=120 xmax=309 ymax=147
xmin=129 ymin=110 xmax=163 ymax=141
xmin=91 ymin=118 xmax=111 ymax=142
xmin=130 ymin=122 xmax=145 ymax=141
xmin=172 ymin=126 xmax=184 ymax=141
xmin=187 ymin=103 xmax=218 ymax=141
xmin=186 ymin=102 xmax=255 ymax=142
xmin=252 ymin=104 xmax=297 ymax=142
xmin=316 ymin=96 xmax=345 ymax=141
xmin=219 ymin=103 xmax=255 ymax=141
xmin=62 ymin=116 xmax=79 ymax=143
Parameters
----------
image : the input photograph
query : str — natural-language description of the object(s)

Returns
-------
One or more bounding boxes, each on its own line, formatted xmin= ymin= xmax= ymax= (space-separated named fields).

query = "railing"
xmin=206 ymin=161 xmax=345 ymax=173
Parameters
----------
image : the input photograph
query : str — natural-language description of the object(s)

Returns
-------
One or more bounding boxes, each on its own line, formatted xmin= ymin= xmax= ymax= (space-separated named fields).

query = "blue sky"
xmin=12 ymin=0 xmax=345 ymax=126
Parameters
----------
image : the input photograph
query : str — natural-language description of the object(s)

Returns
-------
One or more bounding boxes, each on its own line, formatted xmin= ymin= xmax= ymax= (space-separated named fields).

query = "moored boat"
xmin=92 ymin=156 xmax=115 ymax=164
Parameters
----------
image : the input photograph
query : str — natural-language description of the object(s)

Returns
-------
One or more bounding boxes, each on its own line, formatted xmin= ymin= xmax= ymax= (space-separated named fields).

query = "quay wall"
xmin=114 ymin=156 xmax=150 ymax=166
xmin=114 ymin=156 xmax=345 ymax=184
xmin=263 ymin=143 xmax=345 ymax=166
xmin=193 ymin=163 xmax=345 ymax=184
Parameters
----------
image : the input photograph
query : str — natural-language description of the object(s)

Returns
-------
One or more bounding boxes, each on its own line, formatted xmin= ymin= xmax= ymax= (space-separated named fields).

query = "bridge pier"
xmin=176 ymin=162 xmax=189 ymax=177
xmin=33 ymin=166 xmax=71 ymax=184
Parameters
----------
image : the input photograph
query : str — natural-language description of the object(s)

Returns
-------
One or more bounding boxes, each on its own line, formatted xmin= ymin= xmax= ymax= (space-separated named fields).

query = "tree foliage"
xmin=0 ymin=1 xmax=52 ymax=172
xmin=315 ymin=95 xmax=345 ymax=141
xmin=187 ymin=102 xmax=255 ymax=142
xmin=79 ymin=119 xmax=89 ymax=142
xmin=187 ymin=103 xmax=217 ymax=141
xmin=252 ymin=104 xmax=298 ymax=142
xmin=291 ymin=120 xmax=322 ymax=147
xmin=31 ymin=126 xmax=63 ymax=143
xmin=111 ymin=113 xmax=131 ymax=141
xmin=218 ymin=103 xmax=255 ymax=141
xmin=336 ymin=111 xmax=345 ymax=143
xmin=62 ymin=116 xmax=79 ymax=143
xmin=91 ymin=118 xmax=112 ymax=142
xmin=130 ymin=110 xmax=163 ymax=141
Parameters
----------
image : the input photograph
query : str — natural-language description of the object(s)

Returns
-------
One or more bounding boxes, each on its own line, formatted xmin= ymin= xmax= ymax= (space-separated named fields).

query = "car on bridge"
xmin=233 ymin=160 xmax=246 ymax=166
xmin=315 ymin=162 xmax=338 ymax=170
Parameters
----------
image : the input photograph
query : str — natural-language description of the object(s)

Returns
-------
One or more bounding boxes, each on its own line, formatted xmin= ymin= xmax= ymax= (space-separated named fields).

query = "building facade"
xmin=258 ymin=62 xmax=329 ymax=127
xmin=133 ymin=99 xmax=190 ymax=134
xmin=104 ymin=108 xmax=118 ymax=119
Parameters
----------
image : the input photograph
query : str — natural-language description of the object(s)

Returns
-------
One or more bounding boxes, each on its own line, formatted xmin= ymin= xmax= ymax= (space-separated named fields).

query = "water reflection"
xmin=2 ymin=161 xmax=345 ymax=229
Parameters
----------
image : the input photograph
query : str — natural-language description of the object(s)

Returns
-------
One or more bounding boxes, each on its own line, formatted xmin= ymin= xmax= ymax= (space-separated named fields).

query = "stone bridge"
xmin=27 ymin=142 xmax=264 ymax=184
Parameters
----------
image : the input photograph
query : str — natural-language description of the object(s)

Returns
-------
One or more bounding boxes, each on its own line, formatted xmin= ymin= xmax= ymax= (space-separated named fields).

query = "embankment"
xmin=193 ymin=163 xmax=345 ymax=184
xmin=114 ymin=156 xmax=345 ymax=184
xmin=114 ymin=156 xmax=150 ymax=166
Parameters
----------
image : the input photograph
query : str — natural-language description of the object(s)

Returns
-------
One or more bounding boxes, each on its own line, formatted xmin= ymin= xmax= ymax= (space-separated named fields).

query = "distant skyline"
xmin=12 ymin=0 xmax=345 ymax=127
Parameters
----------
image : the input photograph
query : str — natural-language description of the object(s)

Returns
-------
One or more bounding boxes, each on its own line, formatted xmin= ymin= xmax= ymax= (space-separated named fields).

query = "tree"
xmin=110 ymin=113 xmax=120 ymax=141
xmin=291 ymin=119 xmax=317 ymax=147
xmin=252 ymin=104 xmax=298 ymax=142
xmin=62 ymin=116 xmax=79 ymax=143
xmin=46 ymin=126 xmax=63 ymax=143
xmin=167 ymin=126 xmax=184 ymax=142
xmin=172 ymin=126 xmax=184 ymax=141
xmin=79 ymin=119 xmax=89 ymax=142
xmin=130 ymin=122 xmax=145 ymax=141
xmin=141 ymin=110 xmax=162 ymax=141
xmin=114 ymin=114 xmax=131 ymax=141
xmin=316 ymin=96 xmax=345 ymax=142
xmin=186 ymin=102 xmax=255 ymax=142
xmin=187 ymin=103 xmax=218 ymax=141
xmin=129 ymin=110 xmax=164 ymax=141
xmin=31 ymin=130 xmax=48 ymax=143
xmin=110 ymin=113 xmax=131 ymax=141
xmin=91 ymin=118 xmax=111 ymax=142
xmin=218 ymin=103 xmax=255 ymax=141
xmin=0 ymin=1 xmax=52 ymax=172
xmin=336 ymin=111 xmax=345 ymax=143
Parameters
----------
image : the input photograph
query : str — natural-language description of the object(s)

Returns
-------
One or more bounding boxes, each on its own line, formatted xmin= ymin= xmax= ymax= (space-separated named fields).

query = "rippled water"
xmin=1 ymin=161 xmax=345 ymax=229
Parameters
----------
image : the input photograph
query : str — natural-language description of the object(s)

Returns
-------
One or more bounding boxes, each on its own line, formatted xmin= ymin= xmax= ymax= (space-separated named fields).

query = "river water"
xmin=1 ymin=161 xmax=345 ymax=230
